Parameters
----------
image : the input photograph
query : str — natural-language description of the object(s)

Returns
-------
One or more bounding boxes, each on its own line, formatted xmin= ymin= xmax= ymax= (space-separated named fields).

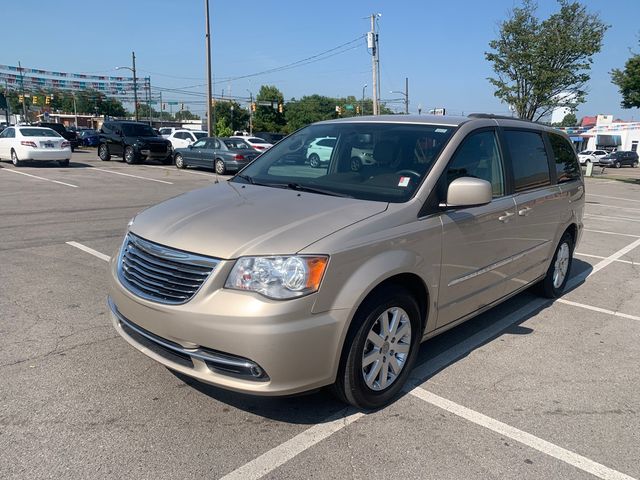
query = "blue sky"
xmin=3 ymin=0 xmax=639 ymax=120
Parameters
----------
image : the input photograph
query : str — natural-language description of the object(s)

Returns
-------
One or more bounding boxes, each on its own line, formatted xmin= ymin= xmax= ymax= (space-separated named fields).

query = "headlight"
xmin=225 ymin=255 xmax=328 ymax=300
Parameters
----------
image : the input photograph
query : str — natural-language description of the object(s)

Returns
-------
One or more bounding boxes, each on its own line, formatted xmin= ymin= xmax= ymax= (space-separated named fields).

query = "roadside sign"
xmin=345 ymin=104 xmax=354 ymax=111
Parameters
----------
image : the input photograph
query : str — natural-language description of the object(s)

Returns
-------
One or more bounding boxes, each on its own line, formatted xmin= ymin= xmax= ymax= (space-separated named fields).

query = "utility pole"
xmin=4 ymin=79 xmax=10 ymax=126
xmin=205 ymin=0 xmax=214 ymax=136
xmin=159 ymin=91 xmax=163 ymax=128
xmin=404 ymin=77 xmax=409 ymax=114
xmin=18 ymin=61 xmax=26 ymax=122
xmin=146 ymin=77 xmax=152 ymax=125
xmin=132 ymin=51 xmax=138 ymax=121
xmin=361 ymin=84 xmax=367 ymax=116
xmin=368 ymin=14 xmax=381 ymax=115
xmin=247 ymin=90 xmax=253 ymax=135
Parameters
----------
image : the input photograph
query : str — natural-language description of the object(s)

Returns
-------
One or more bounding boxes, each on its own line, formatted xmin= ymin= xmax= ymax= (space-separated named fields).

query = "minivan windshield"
xmin=122 ymin=124 xmax=157 ymax=137
xmin=232 ymin=122 xmax=455 ymax=202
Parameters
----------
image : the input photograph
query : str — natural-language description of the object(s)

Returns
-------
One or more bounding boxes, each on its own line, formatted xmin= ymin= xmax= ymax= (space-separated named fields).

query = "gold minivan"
xmin=108 ymin=114 xmax=584 ymax=409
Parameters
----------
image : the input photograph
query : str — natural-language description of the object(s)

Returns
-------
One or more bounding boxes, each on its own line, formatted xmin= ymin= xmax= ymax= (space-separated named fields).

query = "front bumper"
xmin=108 ymin=257 xmax=348 ymax=396
xmin=139 ymin=147 xmax=171 ymax=159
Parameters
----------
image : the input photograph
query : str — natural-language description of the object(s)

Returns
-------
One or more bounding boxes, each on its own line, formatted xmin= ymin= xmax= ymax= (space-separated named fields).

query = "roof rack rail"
xmin=468 ymin=113 xmax=537 ymax=123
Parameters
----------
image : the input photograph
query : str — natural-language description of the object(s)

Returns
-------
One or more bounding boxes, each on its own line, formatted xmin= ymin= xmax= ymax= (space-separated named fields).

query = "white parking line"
xmin=66 ymin=241 xmax=111 ymax=262
xmin=409 ymin=388 xmax=636 ymax=480
xmin=575 ymin=252 xmax=635 ymax=265
xmin=557 ymin=299 xmax=640 ymax=322
xmin=1 ymin=168 xmax=79 ymax=188
xmin=90 ymin=167 xmax=173 ymax=184
xmin=588 ymin=194 xmax=640 ymax=204
xmin=586 ymin=203 xmax=640 ymax=214
xmin=568 ymin=237 xmax=640 ymax=288
xmin=144 ymin=165 xmax=215 ymax=177
xmin=584 ymin=229 xmax=640 ymax=238
xmin=585 ymin=213 xmax=640 ymax=224
xmin=219 ymin=408 xmax=364 ymax=480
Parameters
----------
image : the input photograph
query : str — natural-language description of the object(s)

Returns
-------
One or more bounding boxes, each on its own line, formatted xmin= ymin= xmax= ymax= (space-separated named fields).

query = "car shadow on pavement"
xmin=169 ymin=259 xmax=593 ymax=424
xmin=0 ymin=160 xmax=93 ymax=169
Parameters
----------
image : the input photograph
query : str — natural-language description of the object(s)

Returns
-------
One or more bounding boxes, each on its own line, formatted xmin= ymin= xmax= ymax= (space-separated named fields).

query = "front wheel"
xmin=536 ymin=232 xmax=574 ymax=298
xmin=614 ymin=161 xmax=621 ymax=169
xmin=215 ymin=159 xmax=226 ymax=175
xmin=98 ymin=144 xmax=111 ymax=161
xmin=124 ymin=146 xmax=137 ymax=165
xmin=332 ymin=286 xmax=421 ymax=409
xmin=308 ymin=153 xmax=320 ymax=168
xmin=175 ymin=154 xmax=185 ymax=169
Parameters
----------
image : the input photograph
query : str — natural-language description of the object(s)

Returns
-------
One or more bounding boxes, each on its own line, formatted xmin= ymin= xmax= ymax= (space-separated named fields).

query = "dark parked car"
xmin=597 ymin=150 xmax=639 ymax=168
xmin=36 ymin=122 xmax=79 ymax=151
xmin=98 ymin=121 xmax=173 ymax=164
xmin=78 ymin=129 xmax=100 ymax=147
xmin=174 ymin=137 xmax=259 ymax=174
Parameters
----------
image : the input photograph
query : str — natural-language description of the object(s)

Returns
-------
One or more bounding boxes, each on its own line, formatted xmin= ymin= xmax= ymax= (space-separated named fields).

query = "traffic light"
xmin=45 ymin=96 xmax=51 ymax=105
xmin=32 ymin=95 xmax=39 ymax=105
xmin=19 ymin=94 xmax=24 ymax=103
xmin=181 ymin=103 xmax=184 ymax=110
xmin=356 ymin=105 xmax=360 ymax=114
xmin=278 ymin=103 xmax=283 ymax=114
xmin=251 ymin=102 xmax=256 ymax=112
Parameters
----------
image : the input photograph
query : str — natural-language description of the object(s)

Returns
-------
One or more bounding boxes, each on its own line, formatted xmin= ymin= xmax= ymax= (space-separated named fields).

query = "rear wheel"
xmin=11 ymin=150 xmax=21 ymax=167
xmin=215 ymin=158 xmax=226 ymax=175
xmin=536 ymin=232 xmax=574 ymax=298
xmin=614 ymin=161 xmax=621 ymax=169
xmin=308 ymin=153 xmax=320 ymax=168
xmin=350 ymin=156 xmax=362 ymax=172
xmin=332 ymin=286 xmax=421 ymax=409
xmin=98 ymin=144 xmax=110 ymax=161
xmin=633 ymin=161 xmax=638 ymax=168
xmin=58 ymin=159 xmax=69 ymax=167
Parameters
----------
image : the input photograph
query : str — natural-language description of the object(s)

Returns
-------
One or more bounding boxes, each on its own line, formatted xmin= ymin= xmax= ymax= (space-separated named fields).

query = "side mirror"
xmin=188 ymin=144 xmax=193 ymax=149
xmin=442 ymin=177 xmax=492 ymax=208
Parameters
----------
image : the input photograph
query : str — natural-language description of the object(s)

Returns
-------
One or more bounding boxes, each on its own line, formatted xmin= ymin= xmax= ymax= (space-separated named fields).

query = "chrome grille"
xmin=118 ymin=233 xmax=218 ymax=304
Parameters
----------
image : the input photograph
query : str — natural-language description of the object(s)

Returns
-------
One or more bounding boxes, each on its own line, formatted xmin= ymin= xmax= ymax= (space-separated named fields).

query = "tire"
xmin=331 ymin=286 xmax=421 ymax=410
xmin=215 ymin=158 xmax=226 ymax=175
xmin=308 ymin=153 xmax=320 ymax=168
xmin=71 ymin=145 xmax=75 ymax=153
xmin=350 ymin=156 xmax=362 ymax=172
xmin=58 ymin=159 xmax=69 ymax=167
xmin=124 ymin=146 xmax=137 ymax=165
xmin=633 ymin=161 xmax=638 ymax=168
xmin=11 ymin=150 xmax=21 ymax=167
xmin=175 ymin=154 xmax=186 ymax=169
xmin=614 ymin=161 xmax=621 ymax=169
xmin=536 ymin=231 xmax=574 ymax=298
xmin=98 ymin=144 xmax=111 ymax=161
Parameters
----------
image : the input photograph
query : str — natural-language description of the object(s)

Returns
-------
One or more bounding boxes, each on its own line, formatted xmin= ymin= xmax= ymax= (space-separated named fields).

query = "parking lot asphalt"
xmin=1 ymin=150 xmax=638 ymax=480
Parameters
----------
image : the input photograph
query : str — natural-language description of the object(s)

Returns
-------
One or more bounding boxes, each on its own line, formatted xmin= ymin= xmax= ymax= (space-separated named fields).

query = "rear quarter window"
xmin=504 ymin=130 xmax=551 ymax=192
xmin=549 ymin=133 xmax=580 ymax=183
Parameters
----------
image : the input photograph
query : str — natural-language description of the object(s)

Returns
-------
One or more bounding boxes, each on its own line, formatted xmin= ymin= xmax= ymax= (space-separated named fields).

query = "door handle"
xmin=518 ymin=207 xmax=532 ymax=216
xmin=498 ymin=211 xmax=515 ymax=223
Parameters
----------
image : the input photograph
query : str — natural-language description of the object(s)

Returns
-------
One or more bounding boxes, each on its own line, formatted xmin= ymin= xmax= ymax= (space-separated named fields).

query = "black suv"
xmin=37 ymin=122 xmax=79 ymax=151
xmin=98 ymin=121 xmax=173 ymax=164
xmin=597 ymin=150 xmax=639 ymax=168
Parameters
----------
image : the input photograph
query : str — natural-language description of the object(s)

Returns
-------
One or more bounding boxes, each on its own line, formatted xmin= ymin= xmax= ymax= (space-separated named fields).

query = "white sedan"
xmin=230 ymin=136 xmax=273 ymax=152
xmin=578 ymin=149 xmax=608 ymax=165
xmin=0 ymin=126 xmax=72 ymax=167
xmin=166 ymin=130 xmax=207 ymax=150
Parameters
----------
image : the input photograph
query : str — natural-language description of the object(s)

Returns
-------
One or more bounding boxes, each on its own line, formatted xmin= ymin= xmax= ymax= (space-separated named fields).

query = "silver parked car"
xmin=108 ymin=114 xmax=584 ymax=409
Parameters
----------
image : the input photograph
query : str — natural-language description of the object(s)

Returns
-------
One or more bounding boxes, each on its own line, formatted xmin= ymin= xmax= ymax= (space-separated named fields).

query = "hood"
xmin=129 ymin=181 xmax=388 ymax=259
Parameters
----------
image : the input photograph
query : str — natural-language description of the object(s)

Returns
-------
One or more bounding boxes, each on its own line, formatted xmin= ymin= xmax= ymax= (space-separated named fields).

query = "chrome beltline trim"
xmin=448 ymin=240 xmax=551 ymax=287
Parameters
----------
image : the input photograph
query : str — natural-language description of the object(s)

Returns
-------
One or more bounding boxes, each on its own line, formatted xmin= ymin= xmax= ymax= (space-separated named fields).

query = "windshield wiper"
xmin=285 ymin=183 xmax=353 ymax=198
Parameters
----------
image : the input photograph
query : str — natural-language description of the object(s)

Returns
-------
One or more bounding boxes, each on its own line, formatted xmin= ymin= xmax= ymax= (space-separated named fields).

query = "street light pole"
xmin=205 ymin=0 xmax=214 ymax=137
xmin=361 ymin=84 xmax=367 ymax=116
xmin=246 ymin=89 xmax=253 ymax=135
xmin=132 ymin=52 xmax=138 ymax=121
xmin=404 ymin=76 xmax=409 ymax=114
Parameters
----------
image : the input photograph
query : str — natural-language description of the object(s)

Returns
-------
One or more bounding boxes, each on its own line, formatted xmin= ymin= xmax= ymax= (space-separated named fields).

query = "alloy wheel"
xmin=361 ymin=307 xmax=412 ymax=391
xmin=552 ymin=242 xmax=570 ymax=289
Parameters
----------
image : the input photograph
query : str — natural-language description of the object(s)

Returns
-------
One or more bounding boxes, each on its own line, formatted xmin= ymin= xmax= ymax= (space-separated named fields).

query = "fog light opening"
xmin=250 ymin=365 xmax=264 ymax=378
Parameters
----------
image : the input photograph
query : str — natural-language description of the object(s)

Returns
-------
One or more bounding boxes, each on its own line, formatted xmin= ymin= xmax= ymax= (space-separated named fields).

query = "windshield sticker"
xmin=435 ymin=128 xmax=449 ymax=133
xmin=398 ymin=176 xmax=411 ymax=187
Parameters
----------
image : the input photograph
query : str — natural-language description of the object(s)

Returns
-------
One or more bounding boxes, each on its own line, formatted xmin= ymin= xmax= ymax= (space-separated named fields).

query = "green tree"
xmin=611 ymin=42 xmax=640 ymax=109
xmin=485 ymin=0 xmax=608 ymax=121
xmin=175 ymin=109 xmax=199 ymax=121
xmin=254 ymin=85 xmax=286 ymax=133
xmin=215 ymin=116 xmax=233 ymax=137
xmin=559 ymin=112 xmax=578 ymax=126
xmin=214 ymin=100 xmax=249 ymax=132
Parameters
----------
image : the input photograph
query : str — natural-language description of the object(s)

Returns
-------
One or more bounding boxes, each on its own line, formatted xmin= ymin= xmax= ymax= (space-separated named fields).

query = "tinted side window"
xmin=504 ymin=130 xmax=550 ymax=192
xmin=445 ymin=130 xmax=505 ymax=197
xmin=102 ymin=123 xmax=113 ymax=134
xmin=549 ymin=133 xmax=580 ymax=183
